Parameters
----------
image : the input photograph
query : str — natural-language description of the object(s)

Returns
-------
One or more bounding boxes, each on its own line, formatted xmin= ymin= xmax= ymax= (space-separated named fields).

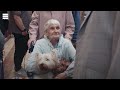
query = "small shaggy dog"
xmin=33 ymin=49 xmax=60 ymax=79
xmin=15 ymin=49 xmax=70 ymax=79
xmin=13 ymin=49 xmax=59 ymax=79
xmin=36 ymin=49 xmax=60 ymax=73
xmin=32 ymin=49 xmax=70 ymax=79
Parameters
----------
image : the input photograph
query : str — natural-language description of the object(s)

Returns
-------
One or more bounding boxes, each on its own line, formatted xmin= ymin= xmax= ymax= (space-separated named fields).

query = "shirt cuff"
xmin=64 ymin=70 xmax=73 ymax=78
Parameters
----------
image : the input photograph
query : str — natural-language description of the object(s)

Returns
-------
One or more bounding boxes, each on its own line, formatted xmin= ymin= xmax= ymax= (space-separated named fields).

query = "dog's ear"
xmin=35 ymin=53 xmax=42 ymax=61
xmin=35 ymin=53 xmax=42 ymax=71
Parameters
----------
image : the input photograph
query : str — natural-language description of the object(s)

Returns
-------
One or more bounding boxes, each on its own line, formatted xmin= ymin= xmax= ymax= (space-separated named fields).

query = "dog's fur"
xmin=32 ymin=49 xmax=60 ymax=79
xmin=36 ymin=49 xmax=59 ymax=72
xmin=22 ymin=49 xmax=70 ymax=79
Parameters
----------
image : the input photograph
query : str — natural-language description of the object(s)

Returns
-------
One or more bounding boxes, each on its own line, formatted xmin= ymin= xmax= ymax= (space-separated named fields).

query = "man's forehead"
xmin=49 ymin=24 xmax=60 ymax=27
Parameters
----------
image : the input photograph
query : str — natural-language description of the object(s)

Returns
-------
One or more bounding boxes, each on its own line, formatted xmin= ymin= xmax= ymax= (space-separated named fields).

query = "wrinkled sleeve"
xmin=64 ymin=40 xmax=76 ymax=78
xmin=66 ymin=40 xmax=76 ymax=61
xmin=64 ymin=60 xmax=75 ymax=78
xmin=65 ymin=11 xmax=75 ymax=39
xmin=29 ymin=11 xmax=39 ymax=40
xmin=26 ymin=40 xmax=42 ymax=74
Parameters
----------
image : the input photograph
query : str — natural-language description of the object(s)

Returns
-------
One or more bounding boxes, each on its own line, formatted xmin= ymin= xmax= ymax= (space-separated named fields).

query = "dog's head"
xmin=35 ymin=49 xmax=59 ymax=72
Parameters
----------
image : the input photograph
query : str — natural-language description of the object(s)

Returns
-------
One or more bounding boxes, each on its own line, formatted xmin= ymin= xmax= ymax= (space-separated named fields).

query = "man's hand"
xmin=21 ymin=31 xmax=28 ymax=36
xmin=53 ymin=59 xmax=71 ymax=74
xmin=27 ymin=39 xmax=36 ymax=49
xmin=64 ymin=34 xmax=72 ymax=40
xmin=60 ymin=59 xmax=71 ymax=67
xmin=54 ymin=72 xmax=67 ymax=79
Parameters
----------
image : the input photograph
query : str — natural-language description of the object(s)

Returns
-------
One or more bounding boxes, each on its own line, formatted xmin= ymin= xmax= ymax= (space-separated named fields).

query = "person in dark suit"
xmin=71 ymin=11 xmax=80 ymax=48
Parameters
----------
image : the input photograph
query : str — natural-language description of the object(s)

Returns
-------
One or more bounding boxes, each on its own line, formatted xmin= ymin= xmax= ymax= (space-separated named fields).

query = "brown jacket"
xmin=29 ymin=11 xmax=75 ymax=40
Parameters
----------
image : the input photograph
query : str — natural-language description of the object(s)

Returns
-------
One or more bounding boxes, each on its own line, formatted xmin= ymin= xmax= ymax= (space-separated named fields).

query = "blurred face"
xmin=46 ymin=24 xmax=61 ymax=40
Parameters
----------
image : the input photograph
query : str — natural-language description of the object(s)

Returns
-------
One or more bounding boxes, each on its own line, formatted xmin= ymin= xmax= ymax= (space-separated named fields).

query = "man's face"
xmin=46 ymin=24 xmax=61 ymax=40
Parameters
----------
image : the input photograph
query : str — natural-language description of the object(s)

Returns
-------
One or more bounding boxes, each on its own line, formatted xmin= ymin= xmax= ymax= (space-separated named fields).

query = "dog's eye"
xmin=46 ymin=59 xmax=49 ymax=61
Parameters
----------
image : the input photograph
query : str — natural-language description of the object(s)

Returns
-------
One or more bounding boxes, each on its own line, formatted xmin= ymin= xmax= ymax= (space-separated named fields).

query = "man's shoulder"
xmin=59 ymin=35 xmax=70 ymax=43
xmin=36 ymin=38 xmax=49 ymax=46
xmin=62 ymin=37 xmax=71 ymax=43
xmin=36 ymin=38 xmax=46 ymax=43
xmin=60 ymin=37 xmax=71 ymax=47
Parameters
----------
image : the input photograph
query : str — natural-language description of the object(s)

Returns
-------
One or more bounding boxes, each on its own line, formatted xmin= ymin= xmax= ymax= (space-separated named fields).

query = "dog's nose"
xmin=39 ymin=63 xmax=48 ymax=70
xmin=40 ymin=63 xmax=44 ymax=66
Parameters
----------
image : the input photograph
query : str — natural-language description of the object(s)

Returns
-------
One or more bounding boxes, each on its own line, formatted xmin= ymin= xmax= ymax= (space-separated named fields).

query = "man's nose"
xmin=54 ymin=28 xmax=58 ymax=32
xmin=54 ymin=29 xmax=60 ymax=33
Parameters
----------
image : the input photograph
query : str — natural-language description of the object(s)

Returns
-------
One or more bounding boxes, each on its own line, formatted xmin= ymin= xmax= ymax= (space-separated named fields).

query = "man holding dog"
xmin=26 ymin=19 xmax=76 ymax=79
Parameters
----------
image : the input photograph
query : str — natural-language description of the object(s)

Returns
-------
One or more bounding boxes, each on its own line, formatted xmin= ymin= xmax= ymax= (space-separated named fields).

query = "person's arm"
xmin=28 ymin=11 xmax=39 ymax=48
xmin=72 ymin=11 xmax=80 ymax=43
xmin=64 ymin=60 xmax=75 ymax=78
xmin=64 ymin=40 xmax=76 ymax=78
xmin=65 ymin=11 xmax=75 ymax=40
xmin=13 ymin=11 xmax=25 ymax=31
xmin=54 ymin=40 xmax=76 ymax=79
xmin=54 ymin=60 xmax=75 ymax=79
xmin=13 ymin=11 xmax=27 ymax=36
xmin=26 ymin=40 xmax=43 ymax=74
xmin=29 ymin=11 xmax=39 ymax=41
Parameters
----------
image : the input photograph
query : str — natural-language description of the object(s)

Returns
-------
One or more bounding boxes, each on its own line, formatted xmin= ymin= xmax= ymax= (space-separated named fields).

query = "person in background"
xmin=26 ymin=19 xmax=76 ymax=79
xmin=27 ymin=11 xmax=75 ymax=48
xmin=8 ymin=11 xmax=32 ymax=78
xmin=0 ymin=30 xmax=5 ymax=79
xmin=0 ymin=13 xmax=5 ymax=79
xmin=71 ymin=11 xmax=80 ymax=48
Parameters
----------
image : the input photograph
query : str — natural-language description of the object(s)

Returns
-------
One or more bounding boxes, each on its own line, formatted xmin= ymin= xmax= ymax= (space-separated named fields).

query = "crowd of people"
xmin=2 ymin=11 xmax=120 ymax=79
xmin=0 ymin=11 xmax=80 ymax=79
